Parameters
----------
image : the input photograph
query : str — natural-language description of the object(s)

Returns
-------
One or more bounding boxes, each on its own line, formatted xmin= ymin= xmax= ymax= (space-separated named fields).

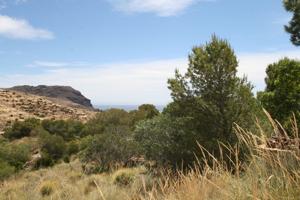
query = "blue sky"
xmin=0 ymin=0 xmax=299 ymax=105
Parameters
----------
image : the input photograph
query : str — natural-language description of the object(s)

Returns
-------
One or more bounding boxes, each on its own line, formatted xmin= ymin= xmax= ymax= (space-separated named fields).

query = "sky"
xmin=0 ymin=0 xmax=299 ymax=105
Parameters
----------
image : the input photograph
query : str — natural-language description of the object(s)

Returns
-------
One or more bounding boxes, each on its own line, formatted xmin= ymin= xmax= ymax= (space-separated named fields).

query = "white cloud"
xmin=237 ymin=50 xmax=300 ymax=92
xmin=27 ymin=61 xmax=94 ymax=69
xmin=1 ymin=50 xmax=300 ymax=105
xmin=108 ymin=0 xmax=210 ymax=16
xmin=0 ymin=15 xmax=54 ymax=40
xmin=29 ymin=61 xmax=76 ymax=68
xmin=0 ymin=59 xmax=187 ymax=105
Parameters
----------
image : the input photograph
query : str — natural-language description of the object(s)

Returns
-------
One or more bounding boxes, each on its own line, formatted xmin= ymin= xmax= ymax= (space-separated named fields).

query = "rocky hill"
xmin=0 ymin=89 xmax=96 ymax=133
xmin=9 ymin=85 xmax=93 ymax=109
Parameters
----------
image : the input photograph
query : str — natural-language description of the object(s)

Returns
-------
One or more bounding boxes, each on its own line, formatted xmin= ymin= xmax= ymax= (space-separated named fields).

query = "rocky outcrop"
xmin=9 ymin=85 xmax=93 ymax=109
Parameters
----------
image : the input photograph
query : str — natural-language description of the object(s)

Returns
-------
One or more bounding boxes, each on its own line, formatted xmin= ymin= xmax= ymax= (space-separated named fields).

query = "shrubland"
xmin=0 ymin=34 xmax=299 ymax=199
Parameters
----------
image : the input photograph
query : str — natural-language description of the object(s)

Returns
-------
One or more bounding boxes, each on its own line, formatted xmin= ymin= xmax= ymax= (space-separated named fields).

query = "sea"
xmin=95 ymin=105 xmax=165 ymax=112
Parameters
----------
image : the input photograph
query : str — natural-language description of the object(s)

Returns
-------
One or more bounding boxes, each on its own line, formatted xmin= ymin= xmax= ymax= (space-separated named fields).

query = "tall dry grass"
xmin=140 ymin=113 xmax=300 ymax=200
xmin=0 ymin=114 xmax=299 ymax=200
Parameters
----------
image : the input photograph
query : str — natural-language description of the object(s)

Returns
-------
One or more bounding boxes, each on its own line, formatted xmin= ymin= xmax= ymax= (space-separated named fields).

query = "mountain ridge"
xmin=9 ymin=85 xmax=94 ymax=109
xmin=0 ymin=87 xmax=96 ymax=132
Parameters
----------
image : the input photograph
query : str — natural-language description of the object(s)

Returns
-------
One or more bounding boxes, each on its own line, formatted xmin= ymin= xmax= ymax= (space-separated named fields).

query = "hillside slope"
xmin=9 ymin=85 xmax=93 ymax=109
xmin=0 ymin=89 xmax=96 ymax=132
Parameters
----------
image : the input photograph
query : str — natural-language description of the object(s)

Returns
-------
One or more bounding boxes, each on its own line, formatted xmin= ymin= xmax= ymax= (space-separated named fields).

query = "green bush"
xmin=42 ymin=119 xmax=84 ymax=141
xmin=0 ymin=140 xmax=31 ymax=171
xmin=40 ymin=131 xmax=66 ymax=160
xmin=0 ymin=159 xmax=15 ymax=181
xmin=258 ymin=58 xmax=300 ymax=131
xmin=113 ymin=170 xmax=135 ymax=186
xmin=130 ymin=104 xmax=159 ymax=127
xmin=35 ymin=152 xmax=55 ymax=168
xmin=4 ymin=118 xmax=40 ymax=140
xmin=135 ymin=115 xmax=196 ymax=168
xmin=81 ymin=126 xmax=138 ymax=172
xmin=67 ymin=141 xmax=79 ymax=156
xmin=6 ymin=144 xmax=31 ymax=170
xmin=79 ymin=135 xmax=93 ymax=151
xmin=84 ymin=109 xmax=132 ymax=135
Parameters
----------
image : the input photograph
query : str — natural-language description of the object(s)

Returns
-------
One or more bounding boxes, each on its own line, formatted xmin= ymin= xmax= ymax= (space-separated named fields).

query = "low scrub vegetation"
xmin=0 ymin=35 xmax=299 ymax=199
xmin=0 ymin=116 xmax=299 ymax=200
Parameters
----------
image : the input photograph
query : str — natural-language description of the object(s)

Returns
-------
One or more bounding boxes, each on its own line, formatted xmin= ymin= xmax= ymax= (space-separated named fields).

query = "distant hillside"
xmin=9 ymin=85 xmax=93 ymax=109
xmin=0 ymin=89 xmax=96 ymax=132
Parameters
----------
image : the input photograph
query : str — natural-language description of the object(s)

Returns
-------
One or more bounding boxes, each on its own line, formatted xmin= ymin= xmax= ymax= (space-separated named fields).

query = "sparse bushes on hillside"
xmin=0 ymin=116 xmax=299 ymax=200
xmin=2 ymin=118 xmax=87 ymax=169
xmin=4 ymin=118 xmax=40 ymax=140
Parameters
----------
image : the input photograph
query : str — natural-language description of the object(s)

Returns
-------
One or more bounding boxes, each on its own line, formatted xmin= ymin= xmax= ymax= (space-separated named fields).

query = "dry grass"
xmin=143 ymin=114 xmax=300 ymax=200
xmin=0 ymin=160 xmax=152 ymax=200
xmin=0 ymin=114 xmax=299 ymax=200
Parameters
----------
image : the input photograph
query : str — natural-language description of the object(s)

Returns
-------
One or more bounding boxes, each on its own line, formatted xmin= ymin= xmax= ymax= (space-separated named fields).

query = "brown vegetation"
xmin=0 ymin=89 xmax=96 ymax=132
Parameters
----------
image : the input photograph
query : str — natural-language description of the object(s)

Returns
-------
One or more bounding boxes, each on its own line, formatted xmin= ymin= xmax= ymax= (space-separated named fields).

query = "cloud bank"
xmin=1 ymin=50 xmax=300 ymax=105
xmin=0 ymin=15 xmax=54 ymax=40
xmin=108 ymin=0 xmax=206 ymax=16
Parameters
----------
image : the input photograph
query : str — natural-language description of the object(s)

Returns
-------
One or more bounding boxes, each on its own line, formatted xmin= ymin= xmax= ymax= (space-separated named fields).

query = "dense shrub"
xmin=84 ymin=109 xmax=132 ymax=135
xmin=0 ymin=139 xmax=31 ymax=171
xmin=42 ymin=119 xmax=84 ymax=140
xmin=79 ymin=135 xmax=93 ymax=151
xmin=35 ymin=152 xmax=55 ymax=168
xmin=0 ymin=159 xmax=15 ymax=181
xmin=0 ymin=138 xmax=30 ymax=179
xmin=135 ymin=115 xmax=199 ymax=168
xmin=81 ymin=126 xmax=138 ymax=172
xmin=5 ymin=144 xmax=31 ymax=170
xmin=4 ymin=118 xmax=40 ymax=140
xmin=84 ymin=106 xmax=157 ymax=136
xmin=130 ymin=104 xmax=160 ymax=127
xmin=40 ymin=131 xmax=66 ymax=160
xmin=66 ymin=140 xmax=80 ymax=156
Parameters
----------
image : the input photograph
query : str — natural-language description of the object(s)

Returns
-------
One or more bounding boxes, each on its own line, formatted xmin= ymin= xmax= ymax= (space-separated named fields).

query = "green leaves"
xmin=168 ymin=35 xmax=257 ymax=141
xmin=258 ymin=58 xmax=300 ymax=130
xmin=284 ymin=0 xmax=300 ymax=46
xmin=135 ymin=36 xmax=259 ymax=169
